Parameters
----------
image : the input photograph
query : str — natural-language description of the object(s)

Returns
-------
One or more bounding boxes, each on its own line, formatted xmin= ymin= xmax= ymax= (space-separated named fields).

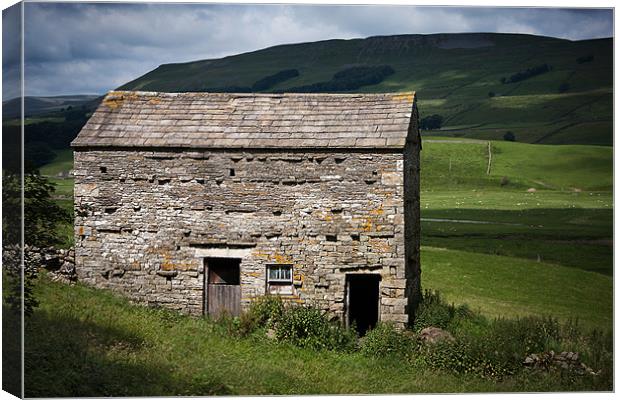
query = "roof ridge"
xmin=106 ymin=90 xmax=416 ymax=98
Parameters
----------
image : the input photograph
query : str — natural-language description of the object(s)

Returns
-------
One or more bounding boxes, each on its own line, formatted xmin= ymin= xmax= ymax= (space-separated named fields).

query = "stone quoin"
xmin=71 ymin=90 xmax=421 ymax=332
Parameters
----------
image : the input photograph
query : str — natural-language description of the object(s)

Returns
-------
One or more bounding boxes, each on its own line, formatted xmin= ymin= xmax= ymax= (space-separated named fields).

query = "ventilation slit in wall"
xmin=100 ymin=166 xmax=107 ymax=173
xmin=326 ymin=235 xmax=338 ymax=242
xmin=229 ymin=168 xmax=236 ymax=177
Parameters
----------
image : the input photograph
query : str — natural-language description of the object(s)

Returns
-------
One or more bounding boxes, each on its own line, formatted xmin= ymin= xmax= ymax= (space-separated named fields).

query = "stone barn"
xmin=71 ymin=90 xmax=420 ymax=332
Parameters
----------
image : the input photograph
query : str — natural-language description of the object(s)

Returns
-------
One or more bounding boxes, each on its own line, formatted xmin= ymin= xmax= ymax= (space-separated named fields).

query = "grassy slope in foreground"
xmin=23 ymin=275 xmax=609 ymax=397
xmin=119 ymin=33 xmax=612 ymax=145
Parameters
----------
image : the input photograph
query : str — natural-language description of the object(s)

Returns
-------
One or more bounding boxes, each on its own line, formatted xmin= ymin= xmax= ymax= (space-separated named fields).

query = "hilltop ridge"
xmin=118 ymin=33 xmax=612 ymax=145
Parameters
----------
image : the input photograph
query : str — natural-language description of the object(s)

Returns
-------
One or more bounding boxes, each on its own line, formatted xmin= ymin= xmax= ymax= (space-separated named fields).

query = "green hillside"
xmin=421 ymin=139 xmax=613 ymax=191
xmin=419 ymin=139 xmax=612 ymax=279
xmin=120 ymin=33 xmax=613 ymax=145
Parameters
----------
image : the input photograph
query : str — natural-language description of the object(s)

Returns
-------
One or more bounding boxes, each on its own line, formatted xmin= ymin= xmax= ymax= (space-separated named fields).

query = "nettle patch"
xmin=217 ymin=290 xmax=611 ymax=385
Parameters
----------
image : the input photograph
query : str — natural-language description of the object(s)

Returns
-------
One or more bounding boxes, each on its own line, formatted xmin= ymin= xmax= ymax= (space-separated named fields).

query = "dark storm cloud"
xmin=10 ymin=3 xmax=614 ymax=98
xmin=3 ymin=3 xmax=21 ymax=100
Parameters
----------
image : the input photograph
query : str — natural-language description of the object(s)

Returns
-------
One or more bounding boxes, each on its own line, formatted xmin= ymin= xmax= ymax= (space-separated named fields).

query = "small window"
xmin=267 ymin=264 xmax=293 ymax=295
xmin=268 ymin=265 xmax=292 ymax=282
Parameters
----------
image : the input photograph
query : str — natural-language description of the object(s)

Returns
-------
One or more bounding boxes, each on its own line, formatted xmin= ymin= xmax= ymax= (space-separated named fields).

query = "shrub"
xmin=487 ymin=316 xmax=560 ymax=357
xmin=503 ymin=131 xmax=516 ymax=141
xmin=558 ymin=82 xmax=570 ymax=93
xmin=275 ymin=306 xmax=357 ymax=352
xmin=284 ymin=65 xmax=395 ymax=93
xmin=576 ymin=55 xmax=594 ymax=64
xmin=488 ymin=91 xmax=495 ymax=98
xmin=502 ymin=64 xmax=551 ymax=84
xmin=412 ymin=289 xmax=456 ymax=332
xmin=423 ymin=315 xmax=563 ymax=378
xmin=500 ymin=176 xmax=510 ymax=187
xmin=237 ymin=295 xmax=285 ymax=335
xmin=360 ymin=323 xmax=418 ymax=358
xmin=561 ymin=322 xmax=612 ymax=373
xmin=213 ymin=312 xmax=242 ymax=337
xmin=420 ymin=114 xmax=444 ymax=130
xmin=252 ymin=69 xmax=299 ymax=91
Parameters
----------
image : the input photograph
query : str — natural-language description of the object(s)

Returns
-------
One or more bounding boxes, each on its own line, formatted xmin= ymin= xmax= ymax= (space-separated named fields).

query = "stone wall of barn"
xmin=73 ymin=148 xmax=413 ymax=326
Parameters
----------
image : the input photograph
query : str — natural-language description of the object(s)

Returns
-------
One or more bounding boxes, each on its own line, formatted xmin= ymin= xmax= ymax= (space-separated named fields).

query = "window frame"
xmin=266 ymin=264 xmax=293 ymax=284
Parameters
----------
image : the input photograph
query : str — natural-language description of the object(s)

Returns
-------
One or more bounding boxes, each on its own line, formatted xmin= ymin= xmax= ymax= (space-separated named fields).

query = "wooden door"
xmin=205 ymin=258 xmax=241 ymax=317
xmin=207 ymin=284 xmax=241 ymax=317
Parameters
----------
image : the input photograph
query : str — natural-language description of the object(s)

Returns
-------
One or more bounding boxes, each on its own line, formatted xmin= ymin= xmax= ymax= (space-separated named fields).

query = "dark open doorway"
xmin=346 ymin=274 xmax=380 ymax=336
xmin=205 ymin=258 xmax=241 ymax=317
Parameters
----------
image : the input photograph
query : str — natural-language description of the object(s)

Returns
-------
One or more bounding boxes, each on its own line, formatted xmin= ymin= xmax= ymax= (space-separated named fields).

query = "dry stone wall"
xmin=74 ymin=148 xmax=413 ymax=325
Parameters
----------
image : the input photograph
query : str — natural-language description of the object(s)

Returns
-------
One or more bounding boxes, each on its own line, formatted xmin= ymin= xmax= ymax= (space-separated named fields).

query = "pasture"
xmin=20 ymin=274 xmax=611 ymax=397
xmin=39 ymin=139 xmax=613 ymax=330
xmin=18 ymin=137 xmax=612 ymax=395
xmin=420 ymin=139 xmax=612 ymax=331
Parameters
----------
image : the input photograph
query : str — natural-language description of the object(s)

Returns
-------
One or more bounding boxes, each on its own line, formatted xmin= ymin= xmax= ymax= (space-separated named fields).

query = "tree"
xmin=2 ymin=169 xmax=71 ymax=317
xmin=420 ymin=114 xmax=444 ymax=130
xmin=3 ymin=171 xmax=72 ymax=247
xmin=503 ymin=131 xmax=516 ymax=142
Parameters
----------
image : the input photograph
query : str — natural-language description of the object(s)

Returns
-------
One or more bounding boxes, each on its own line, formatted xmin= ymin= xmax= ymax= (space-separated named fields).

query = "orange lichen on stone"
xmin=369 ymin=238 xmax=391 ymax=253
xmin=159 ymin=251 xmax=194 ymax=271
xmin=251 ymin=249 xmax=271 ymax=259
xmin=370 ymin=207 xmax=384 ymax=216
xmin=274 ymin=253 xmax=293 ymax=264
xmin=362 ymin=217 xmax=373 ymax=232
xmin=361 ymin=205 xmax=385 ymax=231
xmin=160 ymin=252 xmax=175 ymax=271
xmin=391 ymin=92 xmax=415 ymax=103
xmin=102 ymin=91 xmax=140 ymax=109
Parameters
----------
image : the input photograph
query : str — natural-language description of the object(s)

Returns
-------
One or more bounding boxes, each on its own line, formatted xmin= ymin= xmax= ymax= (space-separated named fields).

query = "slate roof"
xmin=71 ymin=91 xmax=417 ymax=149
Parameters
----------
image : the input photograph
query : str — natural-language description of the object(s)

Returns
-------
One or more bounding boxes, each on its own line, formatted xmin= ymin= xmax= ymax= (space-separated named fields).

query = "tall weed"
xmin=275 ymin=306 xmax=357 ymax=352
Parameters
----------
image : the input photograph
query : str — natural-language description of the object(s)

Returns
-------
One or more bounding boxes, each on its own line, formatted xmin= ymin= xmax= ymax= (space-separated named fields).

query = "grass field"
xmin=28 ymin=137 xmax=613 ymax=394
xmin=19 ymin=275 xmax=611 ymax=397
xmin=39 ymin=149 xmax=73 ymax=178
xmin=417 ymin=139 xmax=612 ymax=331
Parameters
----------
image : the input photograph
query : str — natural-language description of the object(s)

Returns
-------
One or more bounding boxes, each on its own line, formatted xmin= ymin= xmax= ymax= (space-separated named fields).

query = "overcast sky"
xmin=2 ymin=2 xmax=614 ymax=99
